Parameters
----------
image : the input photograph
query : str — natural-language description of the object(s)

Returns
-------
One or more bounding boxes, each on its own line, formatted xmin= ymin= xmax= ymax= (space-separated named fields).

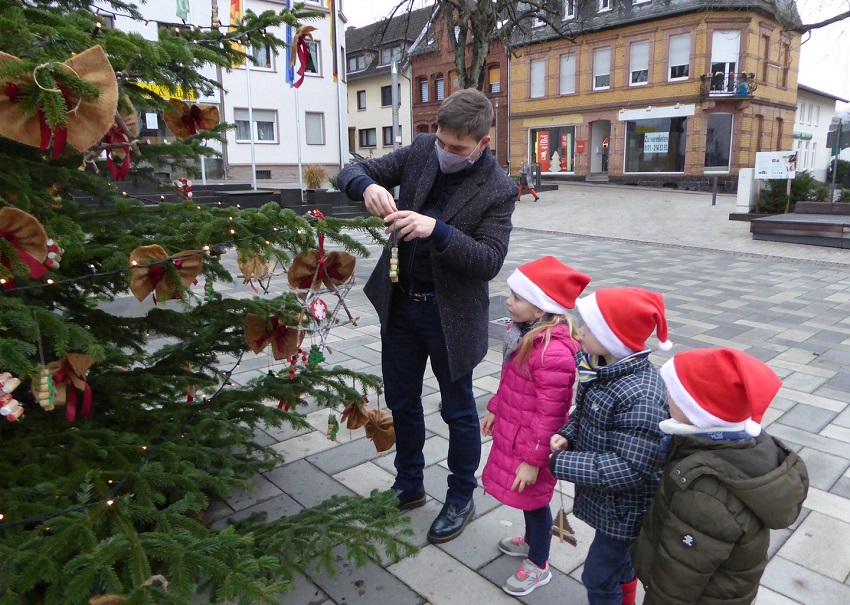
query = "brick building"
xmin=509 ymin=0 xmax=803 ymax=190
xmin=408 ymin=9 xmax=510 ymax=168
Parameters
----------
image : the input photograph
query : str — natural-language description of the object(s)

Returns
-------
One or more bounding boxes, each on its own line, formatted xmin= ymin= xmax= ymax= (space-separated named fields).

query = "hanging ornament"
xmin=104 ymin=102 xmax=138 ymax=181
xmin=289 ymin=26 xmax=317 ymax=89
xmin=0 ymin=371 xmax=23 ymax=422
xmin=47 ymin=353 xmax=96 ymax=422
xmin=389 ymin=238 xmax=399 ymax=283
xmin=309 ymin=298 xmax=329 ymax=321
xmin=0 ymin=371 xmax=21 ymax=393
xmin=341 ymin=395 xmax=370 ymax=430
xmin=306 ymin=344 xmax=325 ymax=368
xmin=0 ymin=207 xmax=49 ymax=282
xmin=31 ymin=366 xmax=58 ymax=411
xmin=163 ymin=99 xmax=220 ymax=140
xmin=363 ymin=407 xmax=395 ymax=453
xmin=128 ymin=245 xmax=204 ymax=303
xmin=244 ymin=314 xmax=304 ymax=361
xmin=44 ymin=238 xmax=64 ymax=270
xmin=174 ymin=177 xmax=193 ymax=201
xmin=287 ymin=249 xmax=356 ymax=293
xmin=237 ymin=250 xmax=276 ymax=294
xmin=326 ymin=411 xmax=340 ymax=441
xmin=0 ymin=45 xmax=118 ymax=158
xmin=204 ymin=278 xmax=219 ymax=302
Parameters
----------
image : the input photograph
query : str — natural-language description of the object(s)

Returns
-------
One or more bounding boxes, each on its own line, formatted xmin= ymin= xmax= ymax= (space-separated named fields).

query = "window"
xmin=802 ymin=141 xmax=809 ymax=168
xmin=359 ymin=128 xmax=377 ymax=147
xmin=775 ymin=118 xmax=783 ymax=150
xmin=668 ymin=34 xmax=690 ymax=80
xmin=305 ymin=40 xmax=320 ymax=75
xmin=755 ymin=115 xmax=764 ymax=152
xmin=530 ymin=59 xmax=546 ymax=98
xmin=599 ymin=0 xmax=612 ymax=11
xmin=807 ymin=105 xmax=812 ymax=125
xmin=593 ymin=47 xmax=611 ymax=90
xmin=356 ymin=90 xmax=366 ymax=110
xmin=380 ymin=46 xmax=401 ymax=66
xmin=382 ymin=126 xmax=401 ymax=146
xmin=305 ymin=112 xmax=324 ymax=145
xmin=710 ymin=31 xmax=741 ymax=94
xmin=234 ymin=109 xmax=277 ymax=143
xmin=625 ymin=117 xmax=688 ymax=173
xmin=381 ymin=84 xmax=400 ymax=107
xmin=347 ymin=54 xmax=365 ymax=72
xmin=529 ymin=126 xmax=577 ymax=172
xmin=704 ymin=113 xmax=733 ymax=172
xmin=796 ymin=103 xmax=803 ymax=124
xmin=812 ymin=142 xmax=817 ymax=169
xmin=761 ymin=34 xmax=771 ymax=81
xmin=419 ymin=78 xmax=429 ymax=102
xmin=781 ymin=42 xmax=791 ymax=87
xmin=435 ymin=75 xmax=445 ymax=101
xmin=559 ymin=54 xmax=576 ymax=95
xmin=489 ymin=66 xmax=501 ymax=93
xmin=814 ymin=106 xmax=820 ymax=127
xmin=630 ymin=41 xmax=650 ymax=85
xmin=563 ymin=0 xmax=575 ymax=19
xmin=249 ymin=44 xmax=273 ymax=69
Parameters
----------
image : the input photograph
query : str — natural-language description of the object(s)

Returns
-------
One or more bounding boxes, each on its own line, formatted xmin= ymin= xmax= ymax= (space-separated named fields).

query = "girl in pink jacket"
xmin=481 ymin=256 xmax=590 ymax=597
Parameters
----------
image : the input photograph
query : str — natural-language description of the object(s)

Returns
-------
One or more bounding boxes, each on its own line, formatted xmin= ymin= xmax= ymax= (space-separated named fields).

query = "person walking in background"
xmin=481 ymin=257 xmax=590 ymax=596
xmin=517 ymin=160 xmax=539 ymax=202
xmin=632 ymin=348 xmax=809 ymax=605
xmin=549 ymin=287 xmax=672 ymax=605
xmin=337 ymin=88 xmax=518 ymax=544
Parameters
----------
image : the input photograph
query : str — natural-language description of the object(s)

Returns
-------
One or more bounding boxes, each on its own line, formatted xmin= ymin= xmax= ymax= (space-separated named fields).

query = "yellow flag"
xmin=229 ymin=0 xmax=245 ymax=57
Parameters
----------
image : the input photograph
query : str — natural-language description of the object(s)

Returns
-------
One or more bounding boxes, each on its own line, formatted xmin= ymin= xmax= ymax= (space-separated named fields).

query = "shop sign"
xmin=644 ymin=132 xmax=669 ymax=153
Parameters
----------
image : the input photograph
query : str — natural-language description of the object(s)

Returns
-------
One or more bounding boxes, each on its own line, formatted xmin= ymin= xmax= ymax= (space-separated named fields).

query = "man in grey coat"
xmin=338 ymin=88 xmax=518 ymax=544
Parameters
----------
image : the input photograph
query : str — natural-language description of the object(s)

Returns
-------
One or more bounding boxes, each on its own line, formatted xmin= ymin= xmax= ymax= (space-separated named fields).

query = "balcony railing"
xmin=699 ymin=72 xmax=758 ymax=99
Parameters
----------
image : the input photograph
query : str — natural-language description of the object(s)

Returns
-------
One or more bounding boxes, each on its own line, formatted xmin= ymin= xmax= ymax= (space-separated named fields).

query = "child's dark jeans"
xmin=523 ymin=504 xmax=553 ymax=568
xmin=582 ymin=531 xmax=636 ymax=605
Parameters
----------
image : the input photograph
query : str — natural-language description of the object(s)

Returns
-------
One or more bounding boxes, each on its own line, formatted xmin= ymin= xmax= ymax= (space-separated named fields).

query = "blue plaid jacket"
xmin=549 ymin=354 xmax=669 ymax=541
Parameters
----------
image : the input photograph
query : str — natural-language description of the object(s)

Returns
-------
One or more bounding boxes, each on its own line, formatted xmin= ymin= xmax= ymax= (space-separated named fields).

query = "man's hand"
xmin=550 ymin=435 xmax=569 ymax=453
xmin=481 ymin=413 xmax=495 ymax=437
xmin=385 ymin=211 xmax=437 ymax=241
xmin=363 ymin=184 xmax=398 ymax=218
xmin=511 ymin=462 xmax=539 ymax=493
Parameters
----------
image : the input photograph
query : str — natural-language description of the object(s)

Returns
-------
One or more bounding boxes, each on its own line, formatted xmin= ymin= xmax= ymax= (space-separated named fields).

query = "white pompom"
xmin=657 ymin=340 xmax=673 ymax=351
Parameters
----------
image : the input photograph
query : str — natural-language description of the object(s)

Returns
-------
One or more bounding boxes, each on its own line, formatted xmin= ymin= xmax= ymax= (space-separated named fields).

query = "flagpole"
xmin=295 ymin=88 xmax=304 ymax=192
xmin=245 ymin=59 xmax=258 ymax=190
xmin=184 ymin=0 xmax=207 ymax=184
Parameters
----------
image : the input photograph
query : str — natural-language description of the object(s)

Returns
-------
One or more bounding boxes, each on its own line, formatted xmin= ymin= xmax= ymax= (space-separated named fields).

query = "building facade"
xmin=344 ymin=8 xmax=433 ymax=159
xmin=793 ymin=85 xmax=848 ymax=181
xmin=509 ymin=1 xmax=802 ymax=190
xmin=408 ymin=9 xmax=510 ymax=169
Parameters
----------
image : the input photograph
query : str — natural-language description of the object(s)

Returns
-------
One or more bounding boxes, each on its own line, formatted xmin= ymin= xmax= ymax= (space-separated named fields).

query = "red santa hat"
xmin=575 ymin=287 xmax=672 ymax=358
xmin=506 ymin=256 xmax=591 ymax=315
xmin=660 ymin=348 xmax=782 ymax=436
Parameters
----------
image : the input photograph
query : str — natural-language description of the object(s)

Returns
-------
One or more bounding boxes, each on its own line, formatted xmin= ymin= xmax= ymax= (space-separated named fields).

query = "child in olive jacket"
xmin=632 ymin=348 xmax=809 ymax=605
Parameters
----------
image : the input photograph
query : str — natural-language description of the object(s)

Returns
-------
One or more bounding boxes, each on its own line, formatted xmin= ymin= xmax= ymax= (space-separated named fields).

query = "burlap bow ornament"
xmin=47 ymin=353 xmax=96 ymax=422
xmin=289 ymin=26 xmax=317 ymax=89
xmin=244 ymin=314 xmax=304 ymax=360
xmin=237 ymin=250 xmax=276 ymax=293
xmin=341 ymin=398 xmax=370 ymax=430
xmin=363 ymin=408 xmax=395 ymax=453
xmin=104 ymin=101 xmax=138 ymax=181
xmin=0 ymin=207 xmax=49 ymax=280
xmin=287 ymin=248 xmax=356 ymax=292
xmin=163 ymin=99 xmax=220 ymax=140
xmin=0 ymin=45 xmax=118 ymax=158
xmin=129 ymin=245 xmax=204 ymax=303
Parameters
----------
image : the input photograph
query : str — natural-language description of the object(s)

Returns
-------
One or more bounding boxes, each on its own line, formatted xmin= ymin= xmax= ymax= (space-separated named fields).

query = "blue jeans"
xmin=582 ymin=531 xmax=636 ymax=605
xmin=382 ymin=291 xmax=480 ymax=506
xmin=523 ymin=505 xmax=553 ymax=568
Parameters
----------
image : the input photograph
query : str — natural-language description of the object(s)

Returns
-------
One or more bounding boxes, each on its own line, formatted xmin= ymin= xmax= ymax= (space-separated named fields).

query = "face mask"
xmin=434 ymin=138 xmax=483 ymax=173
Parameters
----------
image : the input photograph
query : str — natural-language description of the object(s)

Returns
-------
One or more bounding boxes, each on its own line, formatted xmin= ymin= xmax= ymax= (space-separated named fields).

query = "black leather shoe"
xmin=427 ymin=500 xmax=475 ymax=544
xmin=392 ymin=487 xmax=426 ymax=512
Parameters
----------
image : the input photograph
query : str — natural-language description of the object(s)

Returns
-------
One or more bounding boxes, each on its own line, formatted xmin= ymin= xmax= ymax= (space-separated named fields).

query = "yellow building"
xmin=509 ymin=1 xmax=801 ymax=189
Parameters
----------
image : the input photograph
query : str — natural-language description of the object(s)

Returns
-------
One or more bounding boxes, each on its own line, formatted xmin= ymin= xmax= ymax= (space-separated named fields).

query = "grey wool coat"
xmin=337 ymin=134 xmax=518 ymax=381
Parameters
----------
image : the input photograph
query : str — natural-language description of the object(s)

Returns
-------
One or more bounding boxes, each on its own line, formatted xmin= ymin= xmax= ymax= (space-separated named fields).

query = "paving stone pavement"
xmin=200 ymin=183 xmax=850 ymax=605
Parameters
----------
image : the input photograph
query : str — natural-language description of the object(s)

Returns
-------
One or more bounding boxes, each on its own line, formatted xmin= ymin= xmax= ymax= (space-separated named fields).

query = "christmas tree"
xmin=0 ymin=2 xmax=413 ymax=603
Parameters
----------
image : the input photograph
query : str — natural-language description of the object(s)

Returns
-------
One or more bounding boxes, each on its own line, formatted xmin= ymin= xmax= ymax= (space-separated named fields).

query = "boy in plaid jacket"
xmin=549 ymin=288 xmax=671 ymax=605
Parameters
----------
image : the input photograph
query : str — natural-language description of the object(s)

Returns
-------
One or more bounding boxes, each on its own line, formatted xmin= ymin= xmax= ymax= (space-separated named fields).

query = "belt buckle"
xmin=409 ymin=290 xmax=433 ymax=302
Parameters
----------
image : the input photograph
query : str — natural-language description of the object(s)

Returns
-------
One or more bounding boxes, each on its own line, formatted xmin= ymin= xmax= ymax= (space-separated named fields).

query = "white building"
xmin=109 ymin=0 xmax=347 ymax=183
xmin=793 ymin=84 xmax=849 ymax=181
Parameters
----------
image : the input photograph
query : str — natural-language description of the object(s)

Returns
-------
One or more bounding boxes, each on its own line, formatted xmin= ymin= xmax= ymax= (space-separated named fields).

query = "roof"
xmin=509 ymin=0 xmax=803 ymax=47
xmin=798 ymin=83 xmax=849 ymax=104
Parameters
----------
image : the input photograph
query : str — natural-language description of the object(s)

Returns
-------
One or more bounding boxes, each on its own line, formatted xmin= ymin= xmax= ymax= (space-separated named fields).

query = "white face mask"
xmin=434 ymin=138 xmax=483 ymax=173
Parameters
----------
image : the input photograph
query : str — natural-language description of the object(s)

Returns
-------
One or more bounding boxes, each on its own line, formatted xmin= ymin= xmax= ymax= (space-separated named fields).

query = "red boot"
xmin=621 ymin=578 xmax=638 ymax=605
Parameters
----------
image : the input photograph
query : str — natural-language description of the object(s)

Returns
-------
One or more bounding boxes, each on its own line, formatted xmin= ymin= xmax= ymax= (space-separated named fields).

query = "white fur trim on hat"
xmin=660 ymin=359 xmax=750 ymax=432
xmin=575 ymin=292 xmax=633 ymax=359
xmin=507 ymin=269 xmax=568 ymax=315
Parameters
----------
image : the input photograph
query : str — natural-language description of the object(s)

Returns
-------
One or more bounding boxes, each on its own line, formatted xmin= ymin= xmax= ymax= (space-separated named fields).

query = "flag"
xmin=229 ymin=0 xmax=245 ymax=57
xmin=176 ymin=0 xmax=189 ymax=21
xmin=328 ymin=0 xmax=338 ymax=83
xmin=285 ymin=0 xmax=294 ymax=86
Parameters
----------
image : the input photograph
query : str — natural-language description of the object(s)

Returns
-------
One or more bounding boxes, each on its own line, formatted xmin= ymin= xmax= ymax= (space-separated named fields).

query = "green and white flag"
xmin=176 ymin=0 xmax=189 ymax=21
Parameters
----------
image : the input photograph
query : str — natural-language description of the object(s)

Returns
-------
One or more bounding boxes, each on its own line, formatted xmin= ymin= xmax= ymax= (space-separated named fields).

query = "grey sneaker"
xmin=502 ymin=559 xmax=552 ymax=596
xmin=498 ymin=536 xmax=530 ymax=557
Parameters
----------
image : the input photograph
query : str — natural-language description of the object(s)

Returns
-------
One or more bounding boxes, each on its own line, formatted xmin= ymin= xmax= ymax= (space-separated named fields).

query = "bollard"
xmin=711 ymin=176 xmax=718 ymax=206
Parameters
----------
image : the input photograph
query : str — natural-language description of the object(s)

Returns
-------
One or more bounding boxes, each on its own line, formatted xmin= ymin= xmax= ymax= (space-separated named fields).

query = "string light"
xmin=106 ymin=499 xmax=114 ymax=506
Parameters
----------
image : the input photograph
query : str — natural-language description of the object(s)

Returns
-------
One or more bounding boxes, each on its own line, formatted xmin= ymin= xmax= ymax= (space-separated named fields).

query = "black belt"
xmin=395 ymin=284 xmax=436 ymax=302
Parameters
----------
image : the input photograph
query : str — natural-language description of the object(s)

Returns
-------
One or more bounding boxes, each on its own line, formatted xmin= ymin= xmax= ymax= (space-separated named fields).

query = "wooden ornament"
xmin=550 ymin=508 xmax=577 ymax=546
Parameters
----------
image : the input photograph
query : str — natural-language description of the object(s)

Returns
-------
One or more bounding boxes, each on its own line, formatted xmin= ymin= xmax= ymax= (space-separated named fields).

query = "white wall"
xmin=794 ymin=89 xmax=840 ymax=181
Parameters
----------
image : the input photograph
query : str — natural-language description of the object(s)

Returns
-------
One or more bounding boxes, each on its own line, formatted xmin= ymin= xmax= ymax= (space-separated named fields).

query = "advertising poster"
xmin=644 ymin=132 xmax=669 ymax=153
xmin=538 ymin=131 xmax=550 ymax=172
xmin=754 ymin=151 xmax=798 ymax=180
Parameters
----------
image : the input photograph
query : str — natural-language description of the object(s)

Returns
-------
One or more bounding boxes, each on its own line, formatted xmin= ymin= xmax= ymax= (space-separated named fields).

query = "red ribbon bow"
xmin=255 ymin=316 xmax=288 ymax=353
xmin=3 ymin=82 xmax=70 ymax=159
xmin=0 ymin=229 xmax=48 ymax=280
xmin=104 ymin=126 xmax=131 ymax=181
xmin=52 ymin=363 xmax=93 ymax=423
xmin=181 ymin=105 xmax=207 ymax=135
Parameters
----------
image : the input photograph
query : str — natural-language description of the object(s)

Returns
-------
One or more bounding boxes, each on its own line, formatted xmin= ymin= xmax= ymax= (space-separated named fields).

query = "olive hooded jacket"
xmin=631 ymin=430 xmax=809 ymax=605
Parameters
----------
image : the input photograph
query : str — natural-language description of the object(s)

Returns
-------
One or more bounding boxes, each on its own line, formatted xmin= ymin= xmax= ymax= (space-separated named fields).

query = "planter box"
xmin=794 ymin=202 xmax=850 ymax=215
xmin=279 ymin=188 xmax=304 ymax=209
xmin=306 ymin=190 xmax=349 ymax=207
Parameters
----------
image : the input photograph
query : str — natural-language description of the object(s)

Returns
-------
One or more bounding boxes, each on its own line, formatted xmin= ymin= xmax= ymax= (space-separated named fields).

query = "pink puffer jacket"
xmin=482 ymin=323 xmax=579 ymax=510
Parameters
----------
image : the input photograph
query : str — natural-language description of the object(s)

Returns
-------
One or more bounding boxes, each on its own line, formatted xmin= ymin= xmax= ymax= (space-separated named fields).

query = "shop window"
xmin=529 ymin=126 xmax=577 ymax=173
xmin=624 ymin=117 xmax=688 ymax=173
xmin=704 ymin=113 xmax=733 ymax=172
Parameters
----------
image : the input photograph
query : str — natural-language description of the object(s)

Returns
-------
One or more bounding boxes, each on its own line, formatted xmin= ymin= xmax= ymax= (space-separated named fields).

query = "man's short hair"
xmin=436 ymin=88 xmax=493 ymax=141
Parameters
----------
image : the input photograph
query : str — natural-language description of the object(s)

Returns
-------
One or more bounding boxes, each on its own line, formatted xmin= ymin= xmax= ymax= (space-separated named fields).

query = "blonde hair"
xmin=513 ymin=312 xmax=582 ymax=373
